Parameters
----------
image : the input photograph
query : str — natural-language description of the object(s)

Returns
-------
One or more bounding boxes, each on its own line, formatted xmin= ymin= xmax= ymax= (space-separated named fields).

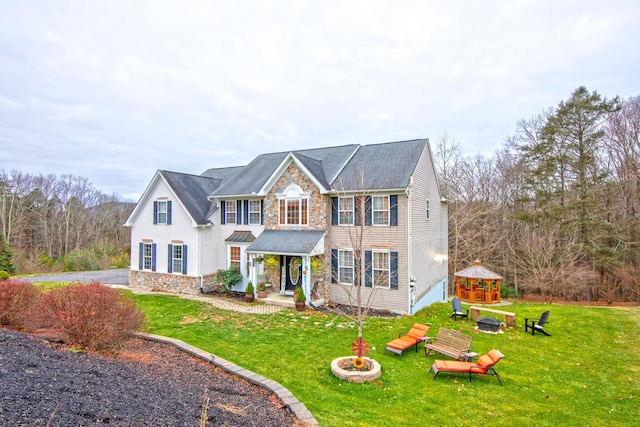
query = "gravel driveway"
xmin=20 ymin=269 xmax=129 ymax=285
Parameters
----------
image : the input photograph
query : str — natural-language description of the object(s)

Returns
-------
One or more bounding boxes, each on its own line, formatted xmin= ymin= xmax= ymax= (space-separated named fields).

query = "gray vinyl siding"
xmin=410 ymin=142 xmax=448 ymax=304
xmin=327 ymin=195 xmax=408 ymax=314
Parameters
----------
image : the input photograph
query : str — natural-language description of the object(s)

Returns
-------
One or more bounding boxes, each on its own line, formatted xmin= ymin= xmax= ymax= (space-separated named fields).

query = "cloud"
xmin=0 ymin=0 xmax=638 ymax=200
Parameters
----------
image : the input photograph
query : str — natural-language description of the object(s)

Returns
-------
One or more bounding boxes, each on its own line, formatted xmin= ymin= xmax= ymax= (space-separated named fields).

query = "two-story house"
xmin=124 ymin=139 xmax=448 ymax=315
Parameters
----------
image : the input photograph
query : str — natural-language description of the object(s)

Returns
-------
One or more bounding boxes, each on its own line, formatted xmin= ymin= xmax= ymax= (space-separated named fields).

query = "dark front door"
xmin=281 ymin=255 xmax=302 ymax=293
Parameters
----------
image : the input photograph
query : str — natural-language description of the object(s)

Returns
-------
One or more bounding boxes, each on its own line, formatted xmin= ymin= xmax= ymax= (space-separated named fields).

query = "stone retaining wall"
xmin=129 ymin=270 xmax=219 ymax=294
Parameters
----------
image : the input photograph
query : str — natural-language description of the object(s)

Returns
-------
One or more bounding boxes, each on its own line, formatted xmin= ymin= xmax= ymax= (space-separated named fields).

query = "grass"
xmin=24 ymin=281 xmax=640 ymax=425
xmin=124 ymin=293 xmax=640 ymax=427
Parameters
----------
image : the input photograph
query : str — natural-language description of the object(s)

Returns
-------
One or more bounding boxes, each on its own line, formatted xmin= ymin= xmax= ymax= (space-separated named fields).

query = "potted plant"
xmin=294 ymin=285 xmax=306 ymax=311
xmin=257 ymin=282 xmax=267 ymax=298
xmin=244 ymin=281 xmax=255 ymax=303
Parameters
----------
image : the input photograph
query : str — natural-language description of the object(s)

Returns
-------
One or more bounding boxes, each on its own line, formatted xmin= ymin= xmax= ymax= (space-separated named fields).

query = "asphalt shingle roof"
xmin=246 ymin=230 xmax=325 ymax=255
xmin=160 ymin=170 xmax=220 ymax=225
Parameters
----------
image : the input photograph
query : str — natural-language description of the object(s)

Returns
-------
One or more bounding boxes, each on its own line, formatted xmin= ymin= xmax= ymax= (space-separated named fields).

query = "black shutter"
xmin=167 ymin=201 xmax=172 ymax=225
xmin=167 ymin=244 xmax=173 ymax=273
xmin=261 ymin=200 xmax=264 ymax=225
xmin=182 ymin=245 xmax=188 ymax=274
xmin=237 ymin=200 xmax=242 ymax=224
xmin=153 ymin=201 xmax=158 ymax=224
xmin=355 ymin=196 xmax=362 ymax=226
xmin=390 ymin=251 xmax=398 ymax=289
xmin=365 ymin=250 xmax=372 ymax=287
xmin=244 ymin=200 xmax=249 ymax=225
xmin=221 ymin=201 xmax=226 ymax=224
xmin=390 ymin=195 xmax=398 ymax=226
xmin=151 ymin=244 xmax=157 ymax=272
xmin=138 ymin=242 xmax=144 ymax=270
xmin=331 ymin=197 xmax=338 ymax=225
xmin=365 ymin=196 xmax=372 ymax=226
xmin=331 ymin=249 xmax=338 ymax=283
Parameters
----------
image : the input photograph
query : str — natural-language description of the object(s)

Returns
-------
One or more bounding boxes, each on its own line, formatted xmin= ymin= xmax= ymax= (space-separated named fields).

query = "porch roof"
xmin=246 ymin=230 xmax=325 ymax=256
xmin=225 ymin=231 xmax=256 ymax=243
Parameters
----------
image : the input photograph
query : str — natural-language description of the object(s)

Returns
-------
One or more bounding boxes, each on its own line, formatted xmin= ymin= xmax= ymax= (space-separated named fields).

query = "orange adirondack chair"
xmin=385 ymin=323 xmax=430 ymax=356
xmin=430 ymin=349 xmax=506 ymax=385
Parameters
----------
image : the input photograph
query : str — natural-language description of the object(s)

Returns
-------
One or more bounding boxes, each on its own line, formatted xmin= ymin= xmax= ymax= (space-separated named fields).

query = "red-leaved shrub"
xmin=0 ymin=279 xmax=41 ymax=329
xmin=33 ymin=281 xmax=145 ymax=351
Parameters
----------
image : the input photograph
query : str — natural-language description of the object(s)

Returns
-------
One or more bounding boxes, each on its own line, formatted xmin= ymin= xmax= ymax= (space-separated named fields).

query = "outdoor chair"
xmin=385 ymin=323 xmax=430 ymax=356
xmin=430 ymin=349 xmax=506 ymax=385
xmin=450 ymin=297 xmax=469 ymax=321
xmin=524 ymin=310 xmax=551 ymax=336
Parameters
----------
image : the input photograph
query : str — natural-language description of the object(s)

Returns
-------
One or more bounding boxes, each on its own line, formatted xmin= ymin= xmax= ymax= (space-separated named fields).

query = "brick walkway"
xmin=110 ymin=285 xmax=285 ymax=314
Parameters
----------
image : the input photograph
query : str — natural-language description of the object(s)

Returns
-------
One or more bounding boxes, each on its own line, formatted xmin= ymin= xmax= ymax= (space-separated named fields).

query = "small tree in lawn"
xmin=329 ymin=168 xmax=394 ymax=365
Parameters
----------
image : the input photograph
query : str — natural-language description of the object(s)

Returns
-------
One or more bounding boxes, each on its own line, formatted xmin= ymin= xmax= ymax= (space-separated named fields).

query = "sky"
xmin=1 ymin=1 xmax=638 ymax=201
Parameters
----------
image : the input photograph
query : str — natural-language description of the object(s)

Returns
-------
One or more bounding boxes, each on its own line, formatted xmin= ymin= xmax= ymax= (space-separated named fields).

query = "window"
xmin=171 ymin=244 xmax=184 ymax=274
xmin=372 ymin=196 xmax=389 ymax=225
xmin=154 ymin=200 xmax=171 ymax=224
xmin=425 ymin=199 xmax=430 ymax=220
xmin=143 ymin=243 xmax=153 ymax=270
xmin=372 ymin=250 xmax=390 ymax=288
xmin=248 ymin=200 xmax=261 ymax=225
xmin=230 ymin=246 xmax=241 ymax=269
xmin=279 ymin=198 xmax=309 ymax=225
xmin=225 ymin=201 xmax=237 ymax=224
xmin=338 ymin=196 xmax=354 ymax=225
xmin=338 ymin=249 xmax=354 ymax=284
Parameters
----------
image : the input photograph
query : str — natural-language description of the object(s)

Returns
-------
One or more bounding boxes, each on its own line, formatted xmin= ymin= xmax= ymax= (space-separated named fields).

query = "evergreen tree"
xmin=0 ymin=232 xmax=15 ymax=275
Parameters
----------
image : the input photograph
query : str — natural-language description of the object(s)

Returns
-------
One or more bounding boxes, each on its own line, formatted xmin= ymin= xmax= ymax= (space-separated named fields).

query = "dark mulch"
xmin=0 ymin=328 xmax=299 ymax=426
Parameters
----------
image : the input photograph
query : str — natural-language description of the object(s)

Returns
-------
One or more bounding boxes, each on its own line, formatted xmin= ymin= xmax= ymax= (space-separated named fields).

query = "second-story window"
xmin=278 ymin=185 xmax=309 ymax=226
xmin=372 ymin=196 xmax=389 ymax=225
xmin=248 ymin=200 xmax=262 ymax=225
xmin=225 ymin=201 xmax=237 ymax=224
xmin=154 ymin=200 xmax=171 ymax=224
xmin=338 ymin=196 xmax=354 ymax=225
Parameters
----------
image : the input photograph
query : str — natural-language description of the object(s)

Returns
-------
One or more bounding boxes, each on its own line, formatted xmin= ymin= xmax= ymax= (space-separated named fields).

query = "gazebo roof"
xmin=454 ymin=260 xmax=503 ymax=280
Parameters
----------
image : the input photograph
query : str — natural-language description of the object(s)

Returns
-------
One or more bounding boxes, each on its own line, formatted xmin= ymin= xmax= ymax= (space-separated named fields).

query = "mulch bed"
xmin=0 ymin=327 xmax=300 ymax=426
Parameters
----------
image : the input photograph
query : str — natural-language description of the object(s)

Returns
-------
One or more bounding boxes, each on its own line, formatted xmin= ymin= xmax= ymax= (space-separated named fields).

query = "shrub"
xmin=0 ymin=279 xmax=41 ymax=329
xmin=32 ymin=281 xmax=145 ymax=351
xmin=0 ymin=270 xmax=10 ymax=280
xmin=63 ymin=249 xmax=101 ymax=272
xmin=215 ymin=266 xmax=243 ymax=295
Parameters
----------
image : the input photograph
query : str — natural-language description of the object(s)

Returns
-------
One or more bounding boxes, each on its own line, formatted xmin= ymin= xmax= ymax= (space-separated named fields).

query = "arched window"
xmin=278 ymin=184 xmax=309 ymax=226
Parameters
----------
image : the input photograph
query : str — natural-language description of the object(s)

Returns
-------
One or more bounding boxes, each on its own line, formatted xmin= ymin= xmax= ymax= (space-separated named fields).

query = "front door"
xmin=281 ymin=255 xmax=302 ymax=294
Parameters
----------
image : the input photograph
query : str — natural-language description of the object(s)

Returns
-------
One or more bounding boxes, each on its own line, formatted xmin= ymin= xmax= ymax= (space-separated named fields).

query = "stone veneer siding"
xmin=129 ymin=270 xmax=219 ymax=294
xmin=263 ymin=162 xmax=328 ymax=231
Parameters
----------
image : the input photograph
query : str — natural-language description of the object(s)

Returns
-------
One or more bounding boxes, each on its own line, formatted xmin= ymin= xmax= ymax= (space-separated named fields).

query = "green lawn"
xmin=130 ymin=294 xmax=639 ymax=426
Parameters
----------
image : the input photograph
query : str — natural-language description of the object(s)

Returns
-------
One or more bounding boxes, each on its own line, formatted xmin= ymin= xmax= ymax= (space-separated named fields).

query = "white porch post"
xmin=303 ymin=255 xmax=310 ymax=300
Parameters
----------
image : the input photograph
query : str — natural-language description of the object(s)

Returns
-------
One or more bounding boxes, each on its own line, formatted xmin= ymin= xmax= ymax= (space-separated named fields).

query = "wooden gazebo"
xmin=455 ymin=260 xmax=502 ymax=304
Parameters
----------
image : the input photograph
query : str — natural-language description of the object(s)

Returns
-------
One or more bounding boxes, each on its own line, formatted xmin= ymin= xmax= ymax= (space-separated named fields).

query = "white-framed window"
xmin=171 ymin=244 xmax=184 ymax=274
xmin=372 ymin=250 xmax=390 ymax=288
xmin=338 ymin=196 xmax=354 ymax=225
xmin=248 ymin=200 xmax=261 ymax=225
xmin=338 ymin=249 xmax=354 ymax=284
xmin=278 ymin=185 xmax=309 ymax=226
xmin=372 ymin=195 xmax=389 ymax=225
xmin=154 ymin=200 xmax=171 ymax=224
xmin=230 ymin=245 xmax=241 ymax=269
xmin=425 ymin=199 xmax=431 ymax=220
xmin=225 ymin=201 xmax=237 ymax=224
xmin=143 ymin=243 xmax=153 ymax=270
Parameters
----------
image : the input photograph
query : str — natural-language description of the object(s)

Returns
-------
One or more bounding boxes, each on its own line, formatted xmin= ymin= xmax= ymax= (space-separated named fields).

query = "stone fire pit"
xmin=331 ymin=356 xmax=381 ymax=383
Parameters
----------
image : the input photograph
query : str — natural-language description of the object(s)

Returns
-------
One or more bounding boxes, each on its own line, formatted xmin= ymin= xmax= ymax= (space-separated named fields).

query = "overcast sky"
xmin=1 ymin=1 xmax=638 ymax=201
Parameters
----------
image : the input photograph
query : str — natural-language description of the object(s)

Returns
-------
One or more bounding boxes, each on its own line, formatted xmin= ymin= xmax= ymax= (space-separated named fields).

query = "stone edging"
xmin=137 ymin=332 xmax=318 ymax=426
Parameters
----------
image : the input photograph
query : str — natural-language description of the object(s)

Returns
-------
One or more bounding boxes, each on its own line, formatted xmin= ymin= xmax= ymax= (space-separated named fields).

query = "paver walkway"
xmin=110 ymin=285 xmax=285 ymax=314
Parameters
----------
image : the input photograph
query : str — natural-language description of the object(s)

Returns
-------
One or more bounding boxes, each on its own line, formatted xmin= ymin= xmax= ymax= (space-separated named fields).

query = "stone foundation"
xmin=129 ymin=270 xmax=218 ymax=294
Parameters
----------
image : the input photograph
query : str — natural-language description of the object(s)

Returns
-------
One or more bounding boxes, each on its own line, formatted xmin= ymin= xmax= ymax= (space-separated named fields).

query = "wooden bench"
xmin=424 ymin=328 xmax=473 ymax=360
xmin=470 ymin=306 xmax=516 ymax=328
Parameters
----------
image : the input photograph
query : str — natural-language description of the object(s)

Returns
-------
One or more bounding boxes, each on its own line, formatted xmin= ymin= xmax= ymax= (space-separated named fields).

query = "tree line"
xmin=0 ymin=171 xmax=133 ymax=273
xmin=436 ymin=86 xmax=640 ymax=303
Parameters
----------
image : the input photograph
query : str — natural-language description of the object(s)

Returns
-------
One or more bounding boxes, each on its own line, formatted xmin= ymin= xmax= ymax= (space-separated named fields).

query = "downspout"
xmin=198 ymin=226 xmax=204 ymax=293
xmin=407 ymin=175 xmax=414 ymax=315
